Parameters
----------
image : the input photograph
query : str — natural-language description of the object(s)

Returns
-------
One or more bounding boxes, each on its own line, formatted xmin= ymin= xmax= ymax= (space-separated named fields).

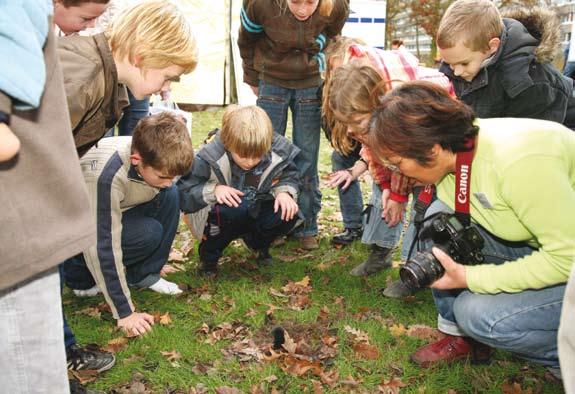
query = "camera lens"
xmin=400 ymin=249 xmax=445 ymax=289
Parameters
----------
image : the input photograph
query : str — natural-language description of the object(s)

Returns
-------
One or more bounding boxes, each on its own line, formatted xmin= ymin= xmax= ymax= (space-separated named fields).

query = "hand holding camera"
xmin=400 ymin=213 xmax=485 ymax=290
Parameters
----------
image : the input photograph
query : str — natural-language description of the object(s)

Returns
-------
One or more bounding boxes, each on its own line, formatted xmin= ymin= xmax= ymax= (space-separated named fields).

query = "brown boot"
xmin=410 ymin=334 xmax=492 ymax=368
xmin=300 ymin=235 xmax=319 ymax=250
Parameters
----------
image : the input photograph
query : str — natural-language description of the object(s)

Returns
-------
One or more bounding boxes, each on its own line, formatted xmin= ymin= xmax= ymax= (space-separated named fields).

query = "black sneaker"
xmin=67 ymin=344 xmax=115 ymax=373
xmin=331 ymin=228 xmax=362 ymax=245
xmin=256 ymin=249 xmax=274 ymax=267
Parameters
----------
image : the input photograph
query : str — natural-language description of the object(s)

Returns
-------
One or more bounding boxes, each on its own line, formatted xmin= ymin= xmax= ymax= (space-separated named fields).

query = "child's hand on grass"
xmin=215 ymin=185 xmax=244 ymax=207
xmin=326 ymin=169 xmax=354 ymax=190
xmin=274 ymin=192 xmax=298 ymax=221
xmin=118 ymin=312 xmax=155 ymax=337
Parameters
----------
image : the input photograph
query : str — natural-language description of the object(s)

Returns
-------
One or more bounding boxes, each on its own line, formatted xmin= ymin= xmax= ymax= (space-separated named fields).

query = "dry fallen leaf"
xmin=215 ymin=387 xmax=241 ymax=394
xmin=389 ymin=324 xmax=407 ymax=338
xmin=282 ymin=356 xmax=323 ymax=377
xmin=502 ymin=379 xmax=532 ymax=394
xmin=160 ymin=350 xmax=182 ymax=362
xmin=353 ymin=343 xmax=380 ymax=360
xmin=344 ymin=325 xmax=370 ymax=343
xmin=168 ymin=249 xmax=184 ymax=262
xmin=282 ymin=330 xmax=297 ymax=354
xmin=76 ymin=306 xmax=101 ymax=320
xmin=104 ymin=337 xmax=129 ymax=353
xmin=68 ymin=369 xmax=99 ymax=385
xmin=406 ymin=324 xmax=446 ymax=343
xmin=263 ymin=375 xmax=278 ymax=383
xmin=269 ymin=287 xmax=288 ymax=298
xmin=312 ymin=379 xmax=324 ymax=394
xmin=340 ymin=375 xmax=361 ymax=387
xmin=159 ymin=312 xmax=172 ymax=326
xmin=319 ymin=369 xmax=339 ymax=387
xmin=378 ymin=377 xmax=407 ymax=394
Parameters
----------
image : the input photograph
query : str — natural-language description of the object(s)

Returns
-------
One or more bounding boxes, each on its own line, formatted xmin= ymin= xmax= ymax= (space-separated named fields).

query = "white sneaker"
xmin=148 ymin=278 xmax=182 ymax=295
xmin=73 ymin=285 xmax=101 ymax=297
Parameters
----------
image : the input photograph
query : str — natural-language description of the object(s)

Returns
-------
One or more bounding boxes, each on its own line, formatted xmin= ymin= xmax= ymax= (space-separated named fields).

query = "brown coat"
xmin=0 ymin=25 xmax=95 ymax=291
xmin=58 ymin=33 xmax=129 ymax=157
xmin=238 ymin=0 xmax=349 ymax=89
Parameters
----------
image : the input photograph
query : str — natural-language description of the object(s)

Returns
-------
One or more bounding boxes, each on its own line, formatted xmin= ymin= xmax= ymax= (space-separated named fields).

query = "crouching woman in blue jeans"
xmin=367 ymin=81 xmax=575 ymax=378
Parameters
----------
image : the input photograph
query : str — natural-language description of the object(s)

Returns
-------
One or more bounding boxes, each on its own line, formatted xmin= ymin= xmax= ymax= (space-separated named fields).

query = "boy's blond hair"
xmin=132 ymin=112 xmax=194 ymax=177
xmin=437 ymin=0 xmax=503 ymax=52
xmin=220 ymin=105 xmax=273 ymax=158
xmin=108 ymin=1 xmax=198 ymax=73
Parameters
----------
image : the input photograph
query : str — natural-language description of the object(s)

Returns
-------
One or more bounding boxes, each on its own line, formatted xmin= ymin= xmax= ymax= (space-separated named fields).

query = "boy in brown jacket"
xmin=58 ymin=0 xmax=198 ymax=156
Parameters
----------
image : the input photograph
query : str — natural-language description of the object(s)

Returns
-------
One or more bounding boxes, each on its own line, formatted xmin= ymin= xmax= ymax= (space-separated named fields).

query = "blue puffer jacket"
xmin=0 ymin=0 xmax=52 ymax=111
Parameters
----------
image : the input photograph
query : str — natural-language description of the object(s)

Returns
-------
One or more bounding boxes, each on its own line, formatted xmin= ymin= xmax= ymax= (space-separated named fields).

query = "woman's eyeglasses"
xmin=380 ymin=156 xmax=402 ymax=172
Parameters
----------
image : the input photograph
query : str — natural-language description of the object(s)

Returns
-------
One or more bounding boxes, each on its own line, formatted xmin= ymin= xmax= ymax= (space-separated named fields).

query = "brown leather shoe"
xmin=300 ymin=236 xmax=319 ymax=250
xmin=410 ymin=334 xmax=492 ymax=368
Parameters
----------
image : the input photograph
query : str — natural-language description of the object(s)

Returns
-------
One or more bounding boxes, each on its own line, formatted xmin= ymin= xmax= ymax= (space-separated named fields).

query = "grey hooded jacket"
xmin=177 ymin=132 xmax=301 ymax=239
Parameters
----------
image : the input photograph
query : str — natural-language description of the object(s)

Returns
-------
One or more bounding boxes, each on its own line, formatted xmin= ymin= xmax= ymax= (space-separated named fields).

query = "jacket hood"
xmin=501 ymin=7 xmax=562 ymax=63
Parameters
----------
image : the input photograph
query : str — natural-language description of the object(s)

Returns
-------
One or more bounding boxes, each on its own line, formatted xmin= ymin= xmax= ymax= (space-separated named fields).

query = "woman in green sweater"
xmin=368 ymin=81 xmax=575 ymax=378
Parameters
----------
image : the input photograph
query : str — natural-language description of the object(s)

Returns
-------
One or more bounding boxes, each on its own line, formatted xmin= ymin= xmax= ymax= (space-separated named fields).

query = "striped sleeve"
xmin=83 ymin=152 xmax=134 ymax=319
xmin=237 ymin=0 xmax=262 ymax=86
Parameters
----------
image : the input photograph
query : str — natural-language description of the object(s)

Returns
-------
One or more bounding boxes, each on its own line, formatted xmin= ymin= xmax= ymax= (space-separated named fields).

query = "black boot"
xmin=331 ymin=228 xmax=363 ymax=245
xmin=350 ymin=244 xmax=392 ymax=276
xmin=198 ymin=260 xmax=218 ymax=277
xmin=256 ymin=249 xmax=274 ymax=267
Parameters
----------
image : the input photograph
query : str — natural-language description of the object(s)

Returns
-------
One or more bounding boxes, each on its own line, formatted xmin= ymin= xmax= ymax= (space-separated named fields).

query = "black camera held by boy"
xmin=400 ymin=213 xmax=485 ymax=289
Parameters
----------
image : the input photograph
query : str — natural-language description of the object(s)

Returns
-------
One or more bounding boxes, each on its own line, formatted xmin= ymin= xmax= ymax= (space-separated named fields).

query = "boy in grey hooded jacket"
xmin=178 ymin=106 xmax=301 ymax=276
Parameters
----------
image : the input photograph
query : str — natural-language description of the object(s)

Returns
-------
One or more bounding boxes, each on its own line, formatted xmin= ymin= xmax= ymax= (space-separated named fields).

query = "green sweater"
xmin=437 ymin=118 xmax=575 ymax=294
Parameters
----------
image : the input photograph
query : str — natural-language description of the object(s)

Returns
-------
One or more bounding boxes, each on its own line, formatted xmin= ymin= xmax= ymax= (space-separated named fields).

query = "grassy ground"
xmin=64 ymin=109 xmax=564 ymax=393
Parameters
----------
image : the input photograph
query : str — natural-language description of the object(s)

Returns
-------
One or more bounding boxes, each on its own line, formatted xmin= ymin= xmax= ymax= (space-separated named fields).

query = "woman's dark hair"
xmin=368 ymin=81 xmax=478 ymax=166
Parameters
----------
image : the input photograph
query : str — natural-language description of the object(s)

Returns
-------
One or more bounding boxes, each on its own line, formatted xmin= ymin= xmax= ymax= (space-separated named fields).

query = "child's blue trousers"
xmin=199 ymin=199 xmax=297 ymax=264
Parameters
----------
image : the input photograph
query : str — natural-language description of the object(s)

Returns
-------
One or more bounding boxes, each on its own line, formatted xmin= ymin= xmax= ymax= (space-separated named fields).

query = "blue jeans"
xmin=564 ymin=61 xmax=575 ymax=79
xmin=361 ymin=182 xmax=404 ymax=248
xmin=331 ymin=149 xmax=363 ymax=229
xmin=422 ymin=200 xmax=564 ymax=369
xmin=59 ymin=264 xmax=76 ymax=350
xmin=257 ymin=81 xmax=322 ymax=237
xmin=64 ymin=185 xmax=180 ymax=289
xmin=105 ymin=89 xmax=150 ymax=137
xmin=199 ymin=199 xmax=298 ymax=263
xmin=118 ymin=89 xmax=150 ymax=136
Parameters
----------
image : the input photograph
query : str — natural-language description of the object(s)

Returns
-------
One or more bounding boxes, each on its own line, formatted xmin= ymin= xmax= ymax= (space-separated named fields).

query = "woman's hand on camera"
xmin=326 ymin=169 xmax=354 ymax=190
xmin=430 ymin=247 xmax=468 ymax=290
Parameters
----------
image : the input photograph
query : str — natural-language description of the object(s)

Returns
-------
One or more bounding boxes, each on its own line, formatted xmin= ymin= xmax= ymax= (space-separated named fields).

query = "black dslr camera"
xmin=400 ymin=213 xmax=485 ymax=289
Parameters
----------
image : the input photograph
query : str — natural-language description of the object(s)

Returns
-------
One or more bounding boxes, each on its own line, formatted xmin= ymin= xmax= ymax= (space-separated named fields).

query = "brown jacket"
xmin=238 ymin=0 xmax=349 ymax=89
xmin=58 ymin=33 xmax=129 ymax=157
xmin=0 ymin=25 xmax=95 ymax=291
